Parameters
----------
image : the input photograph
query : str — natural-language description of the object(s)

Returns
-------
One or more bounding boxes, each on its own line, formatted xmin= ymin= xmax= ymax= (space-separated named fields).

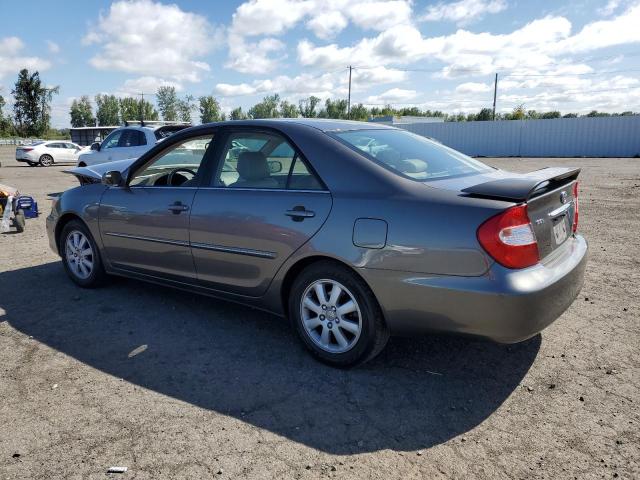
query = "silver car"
xmin=46 ymin=119 xmax=587 ymax=367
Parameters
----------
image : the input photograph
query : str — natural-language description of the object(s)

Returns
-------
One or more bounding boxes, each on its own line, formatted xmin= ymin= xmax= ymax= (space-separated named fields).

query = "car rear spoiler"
xmin=461 ymin=167 xmax=580 ymax=202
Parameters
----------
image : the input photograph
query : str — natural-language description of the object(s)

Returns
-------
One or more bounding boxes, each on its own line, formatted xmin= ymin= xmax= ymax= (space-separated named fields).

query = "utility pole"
xmin=347 ymin=65 xmax=352 ymax=119
xmin=139 ymin=92 xmax=145 ymax=125
xmin=492 ymin=73 xmax=498 ymax=121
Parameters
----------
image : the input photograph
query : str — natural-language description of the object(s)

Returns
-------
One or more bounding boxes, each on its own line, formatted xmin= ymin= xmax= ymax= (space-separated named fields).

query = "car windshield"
xmin=335 ymin=129 xmax=493 ymax=181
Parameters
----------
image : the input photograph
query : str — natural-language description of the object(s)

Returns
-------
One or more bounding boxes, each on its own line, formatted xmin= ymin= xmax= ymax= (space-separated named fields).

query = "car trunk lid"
xmin=428 ymin=167 xmax=580 ymax=261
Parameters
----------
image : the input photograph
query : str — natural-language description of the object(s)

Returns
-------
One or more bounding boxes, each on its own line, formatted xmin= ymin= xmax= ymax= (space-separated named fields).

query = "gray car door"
xmin=190 ymin=129 xmax=332 ymax=297
xmin=99 ymin=133 xmax=215 ymax=282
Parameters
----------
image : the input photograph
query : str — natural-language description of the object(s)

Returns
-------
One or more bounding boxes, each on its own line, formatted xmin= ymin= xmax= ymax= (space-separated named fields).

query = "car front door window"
xmin=129 ymin=135 xmax=214 ymax=187
xmin=102 ymin=131 xmax=122 ymax=149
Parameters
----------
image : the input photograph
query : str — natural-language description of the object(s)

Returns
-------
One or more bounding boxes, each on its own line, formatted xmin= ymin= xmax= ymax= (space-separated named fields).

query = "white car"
xmin=15 ymin=141 xmax=84 ymax=167
xmin=77 ymin=124 xmax=188 ymax=167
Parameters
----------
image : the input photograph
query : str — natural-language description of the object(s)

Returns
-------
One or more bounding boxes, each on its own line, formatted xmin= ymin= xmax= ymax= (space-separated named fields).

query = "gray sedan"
xmin=46 ymin=119 xmax=587 ymax=367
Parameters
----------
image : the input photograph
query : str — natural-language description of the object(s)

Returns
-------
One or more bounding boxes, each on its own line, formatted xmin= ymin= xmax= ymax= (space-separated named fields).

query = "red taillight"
xmin=477 ymin=205 xmax=539 ymax=269
xmin=21 ymin=147 xmax=33 ymax=152
xmin=572 ymin=181 xmax=579 ymax=233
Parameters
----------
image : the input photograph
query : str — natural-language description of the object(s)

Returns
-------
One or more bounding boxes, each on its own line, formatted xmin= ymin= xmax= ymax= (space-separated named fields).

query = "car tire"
xmin=27 ymin=162 xmax=37 ymax=167
xmin=39 ymin=154 xmax=54 ymax=167
xmin=289 ymin=261 xmax=389 ymax=368
xmin=13 ymin=209 xmax=25 ymax=233
xmin=60 ymin=220 xmax=107 ymax=288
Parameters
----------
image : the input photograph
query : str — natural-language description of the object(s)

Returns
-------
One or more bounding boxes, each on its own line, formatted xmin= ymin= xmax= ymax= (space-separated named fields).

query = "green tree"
xmin=95 ymin=94 xmax=120 ymax=125
xmin=475 ymin=108 xmax=494 ymax=121
xmin=298 ymin=96 xmax=321 ymax=118
xmin=177 ymin=94 xmax=194 ymax=123
xmin=229 ymin=106 xmax=247 ymax=120
xmin=248 ymin=94 xmax=281 ymax=119
xmin=69 ymin=95 xmax=95 ymax=127
xmin=510 ymin=104 xmax=526 ymax=120
xmin=320 ymin=99 xmax=348 ymax=119
xmin=585 ymin=110 xmax=610 ymax=117
xmin=541 ymin=111 xmax=561 ymax=119
xmin=563 ymin=113 xmax=578 ymax=118
xmin=119 ymin=97 xmax=158 ymax=122
xmin=156 ymin=86 xmax=178 ymax=121
xmin=0 ymin=94 xmax=12 ymax=135
xmin=12 ymin=69 xmax=58 ymax=136
xmin=349 ymin=103 xmax=369 ymax=121
xmin=279 ymin=100 xmax=298 ymax=118
xmin=199 ymin=95 xmax=223 ymax=123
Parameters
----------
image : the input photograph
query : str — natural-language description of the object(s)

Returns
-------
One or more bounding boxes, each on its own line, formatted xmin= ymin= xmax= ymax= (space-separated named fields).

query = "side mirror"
xmin=268 ymin=160 xmax=283 ymax=174
xmin=90 ymin=142 xmax=101 ymax=151
xmin=102 ymin=170 xmax=124 ymax=187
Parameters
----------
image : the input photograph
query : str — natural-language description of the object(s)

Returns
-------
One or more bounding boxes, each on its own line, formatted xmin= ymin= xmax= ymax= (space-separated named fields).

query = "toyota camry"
xmin=46 ymin=119 xmax=587 ymax=367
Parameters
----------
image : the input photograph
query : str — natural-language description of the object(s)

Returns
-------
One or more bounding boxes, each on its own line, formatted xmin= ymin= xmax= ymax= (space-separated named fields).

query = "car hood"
xmin=64 ymin=158 xmax=137 ymax=184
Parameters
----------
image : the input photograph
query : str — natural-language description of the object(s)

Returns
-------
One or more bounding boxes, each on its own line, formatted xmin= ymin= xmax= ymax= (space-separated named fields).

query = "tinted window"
xmin=118 ymin=129 xmax=146 ymax=147
xmin=335 ymin=129 xmax=493 ymax=181
xmin=102 ymin=130 xmax=122 ymax=149
xmin=129 ymin=135 xmax=213 ymax=187
xmin=214 ymin=131 xmax=323 ymax=190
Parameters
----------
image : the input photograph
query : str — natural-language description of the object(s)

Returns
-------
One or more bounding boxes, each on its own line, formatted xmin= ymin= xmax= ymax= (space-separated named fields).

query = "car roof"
xmin=196 ymin=118 xmax=397 ymax=133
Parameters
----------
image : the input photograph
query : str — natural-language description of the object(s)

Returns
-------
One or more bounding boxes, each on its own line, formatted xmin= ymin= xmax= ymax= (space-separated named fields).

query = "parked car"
xmin=47 ymin=119 xmax=587 ymax=367
xmin=15 ymin=141 xmax=84 ymax=167
xmin=77 ymin=123 xmax=189 ymax=167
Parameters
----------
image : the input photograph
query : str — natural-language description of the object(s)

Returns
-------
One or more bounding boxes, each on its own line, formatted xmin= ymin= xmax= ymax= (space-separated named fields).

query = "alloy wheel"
xmin=300 ymin=279 xmax=362 ymax=353
xmin=65 ymin=230 xmax=94 ymax=279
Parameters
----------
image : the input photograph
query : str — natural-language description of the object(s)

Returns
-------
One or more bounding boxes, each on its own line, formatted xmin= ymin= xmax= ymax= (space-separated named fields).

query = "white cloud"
xmin=0 ymin=37 xmax=51 ymax=80
xmin=366 ymin=87 xmax=417 ymax=103
xmin=346 ymin=1 xmax=413 ymax=30
xmin=421 ymin=0 xmax=507 ymax=25
xmin=46 ymin=40 xmax=60 ymax=54
xmin=225 ymin=0 xmax=414 ymax=72
xmin=558 ymin=3 xmax=640 ymax=52
xmin=84 ymin=0 xmax=222 ymax=83
xmin=306 ymin=11 xmax=348 ymax=39
xmin=225 ymin=35 xmax=286 ymax=74
xmin=598 ymin=0 xmax=623 ymax=16
xmin=455 ymin=82 xmax=492 ymax=93
xmin=116 ymin=77 xmax=183 ymax=97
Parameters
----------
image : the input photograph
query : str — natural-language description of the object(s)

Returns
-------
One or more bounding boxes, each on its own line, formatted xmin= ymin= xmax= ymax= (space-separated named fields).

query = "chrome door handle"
xmin=168 ymin=202 xmax=189 ymax=214
xmin=285 ymin=207 xmax=315 ymax=221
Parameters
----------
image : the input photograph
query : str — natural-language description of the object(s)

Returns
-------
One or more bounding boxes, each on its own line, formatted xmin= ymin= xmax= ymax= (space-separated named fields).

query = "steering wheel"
xmin=167 ymin=167 xmax=197 ymax=186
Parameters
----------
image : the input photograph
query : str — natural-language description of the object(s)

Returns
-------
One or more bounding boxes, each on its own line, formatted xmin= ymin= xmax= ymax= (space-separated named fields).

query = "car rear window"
xmin=334 ymin=129 xmax=492 ymax=181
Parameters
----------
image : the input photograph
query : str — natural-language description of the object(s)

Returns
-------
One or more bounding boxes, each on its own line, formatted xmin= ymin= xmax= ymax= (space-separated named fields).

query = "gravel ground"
xmin=0 ymin=145 xmax=638 ymax=479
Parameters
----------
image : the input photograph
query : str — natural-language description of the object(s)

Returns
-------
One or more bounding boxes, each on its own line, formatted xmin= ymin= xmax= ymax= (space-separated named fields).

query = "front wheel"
xmin=39 ymin=154 xmax=54 ymax=167
xmin=289 ymin=261 xmax=389 ymax=368
xmin=60 ymin=220 xmax=107 ymax=288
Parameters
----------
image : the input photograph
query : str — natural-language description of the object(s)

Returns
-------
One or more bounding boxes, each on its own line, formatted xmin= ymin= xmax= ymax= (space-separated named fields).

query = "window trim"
xmin=207 ymin=126 xmax=328 ymax=192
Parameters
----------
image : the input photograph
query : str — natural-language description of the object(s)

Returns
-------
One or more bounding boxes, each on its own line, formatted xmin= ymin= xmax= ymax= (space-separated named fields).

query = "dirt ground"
xmin=0 ymin=145 xmax=638 ymax=479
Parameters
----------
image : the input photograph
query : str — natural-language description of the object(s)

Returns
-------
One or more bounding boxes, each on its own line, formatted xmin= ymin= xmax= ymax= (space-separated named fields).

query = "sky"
xmin=1 ymin=0 xmax=640 ymax=127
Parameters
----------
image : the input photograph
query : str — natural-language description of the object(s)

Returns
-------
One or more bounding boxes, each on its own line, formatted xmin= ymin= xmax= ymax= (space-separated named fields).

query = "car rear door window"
xmin=213 ymin=131 xmax=323 ymax=190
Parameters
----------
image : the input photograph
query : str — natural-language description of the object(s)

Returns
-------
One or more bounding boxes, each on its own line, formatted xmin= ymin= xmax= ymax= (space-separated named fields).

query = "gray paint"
xmin=401 ymin=116 xmax=640 ymax=157
xmin=48 ymin=118 xmax=588 ymax=344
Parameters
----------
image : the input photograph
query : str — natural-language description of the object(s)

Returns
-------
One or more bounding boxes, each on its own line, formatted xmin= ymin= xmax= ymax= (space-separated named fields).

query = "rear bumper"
xmin=360 ymin=234 xmax=588 ymax=343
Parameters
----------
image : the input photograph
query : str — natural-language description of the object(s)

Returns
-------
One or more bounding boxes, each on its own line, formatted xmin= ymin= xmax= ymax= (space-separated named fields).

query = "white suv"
xmin=77 ymin=124 xmax=188 ymax=167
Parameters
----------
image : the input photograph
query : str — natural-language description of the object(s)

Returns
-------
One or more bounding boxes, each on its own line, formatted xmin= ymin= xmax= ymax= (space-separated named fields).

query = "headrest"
xmin=237 ymin=151 xmax=270 ymax=181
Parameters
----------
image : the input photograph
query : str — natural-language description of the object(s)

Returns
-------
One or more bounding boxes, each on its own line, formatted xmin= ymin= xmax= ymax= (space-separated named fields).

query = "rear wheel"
xmin=39 ymin=154 xmax=54 ymax=167
xmin=60 ymin=220 xmax=107 ymax=288
xmin=289 ymin=261 xmax=389 ymax=367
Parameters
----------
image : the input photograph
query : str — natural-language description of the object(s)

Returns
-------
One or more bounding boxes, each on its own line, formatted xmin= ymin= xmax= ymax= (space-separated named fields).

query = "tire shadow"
xmin=1 ymin=262 xmax=540 ymax=455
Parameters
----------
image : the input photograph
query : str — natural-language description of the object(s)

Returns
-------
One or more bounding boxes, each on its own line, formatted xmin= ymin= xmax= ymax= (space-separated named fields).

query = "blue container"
xmin=16 ymin=195 xmax=38 ymax=218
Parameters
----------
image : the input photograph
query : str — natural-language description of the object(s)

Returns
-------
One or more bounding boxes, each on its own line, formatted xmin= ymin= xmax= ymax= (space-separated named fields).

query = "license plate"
xmin=552 ymin=216 xmax=568 ymax=245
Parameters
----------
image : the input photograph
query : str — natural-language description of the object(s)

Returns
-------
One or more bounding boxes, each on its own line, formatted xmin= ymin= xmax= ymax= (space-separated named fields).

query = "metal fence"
xmin=400 ymin=116 xmax=640 ymax=157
